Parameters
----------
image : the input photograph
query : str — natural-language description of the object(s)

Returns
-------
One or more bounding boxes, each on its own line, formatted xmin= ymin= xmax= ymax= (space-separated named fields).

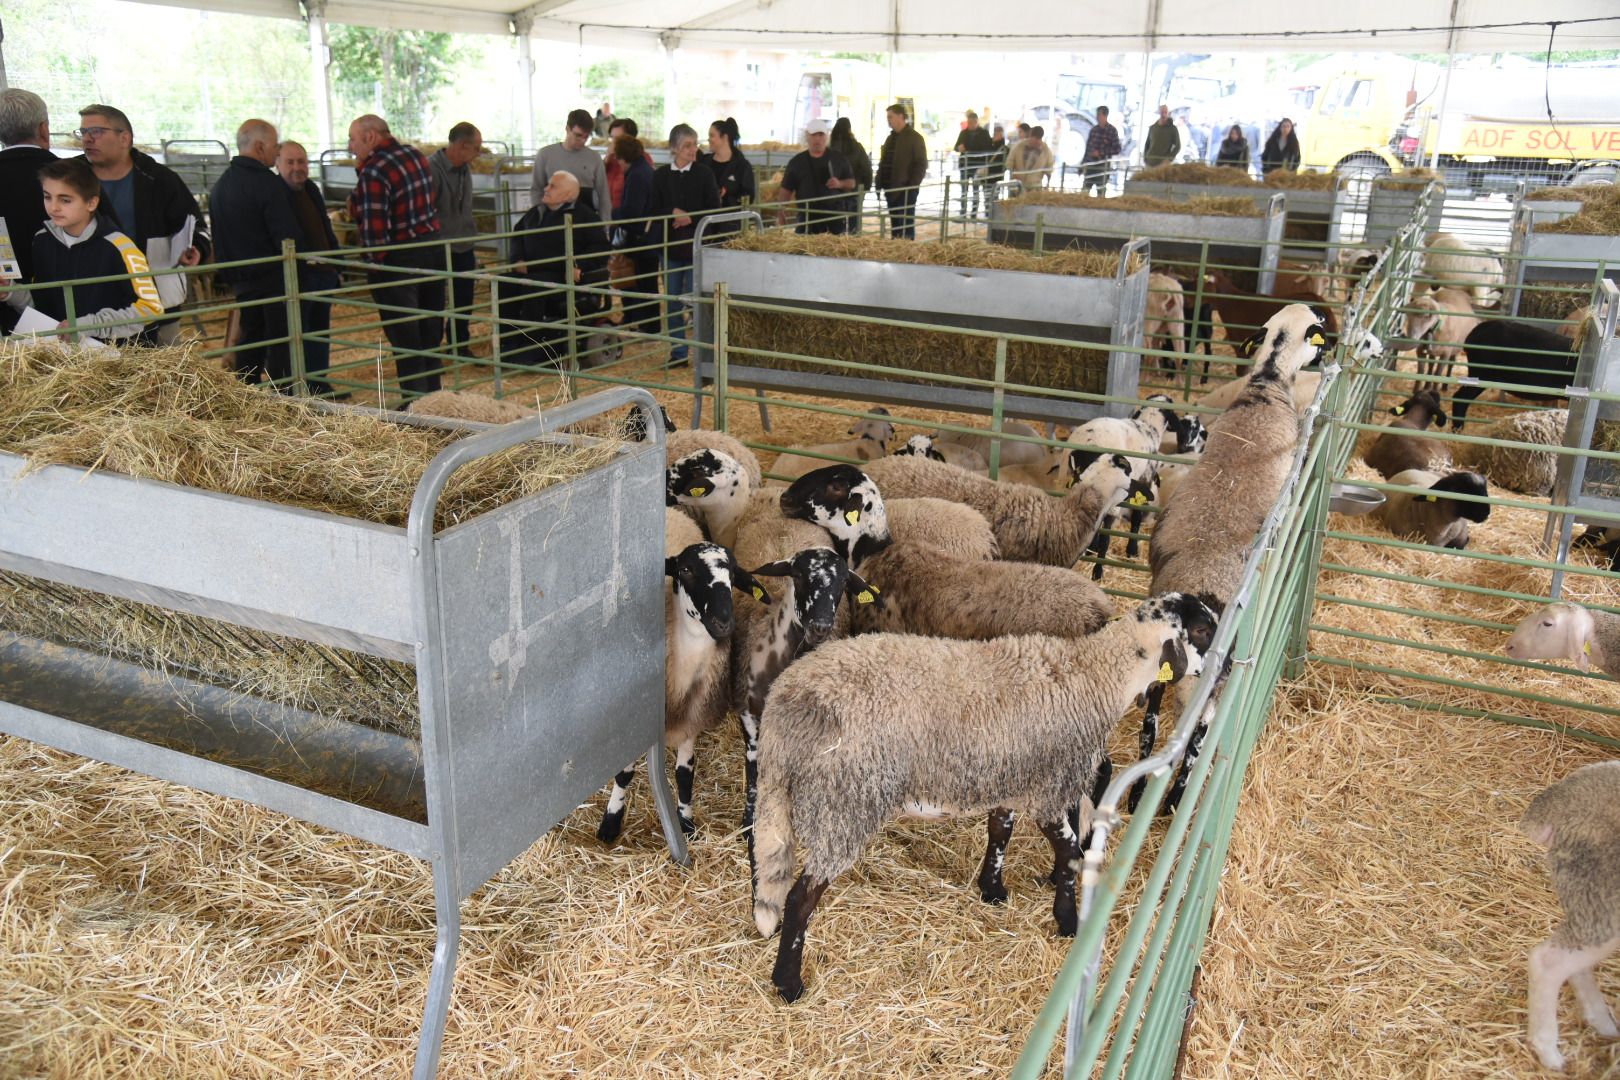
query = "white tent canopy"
xmin=115 ymin=0 xmax=1620 ymax=50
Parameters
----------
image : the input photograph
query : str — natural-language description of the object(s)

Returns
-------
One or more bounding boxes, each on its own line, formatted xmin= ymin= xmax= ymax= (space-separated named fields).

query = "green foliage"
xmin=581 ymin=58 xmax=666 ymax=138
xmin=329 ymin=26 xmax=469 ymax=139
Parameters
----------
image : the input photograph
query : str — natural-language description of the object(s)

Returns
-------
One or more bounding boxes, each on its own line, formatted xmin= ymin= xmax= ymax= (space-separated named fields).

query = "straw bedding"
xmin=1130 ymin=163 xmax=1338 ymax=192
xmin=1372 ymin=168 xmax=1444 ymax=190
xmin=1000 ymin=191 xmax=1263 ymax=217
xmin=723 ymin=231 xmax=1130 ymax=277
xmin=1537 ymin=187 xmax=1620 ymax=236
xmin=1526 ymin=185 xmax=1614 ymax=204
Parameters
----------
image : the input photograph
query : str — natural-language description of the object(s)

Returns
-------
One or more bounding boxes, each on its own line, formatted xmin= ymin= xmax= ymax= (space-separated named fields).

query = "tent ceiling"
xmin=135 ymin=0 xmax=1620 ymax=52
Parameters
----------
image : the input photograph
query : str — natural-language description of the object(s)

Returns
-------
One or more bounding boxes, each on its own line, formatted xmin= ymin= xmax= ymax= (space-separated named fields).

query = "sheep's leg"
xmin=1080 ymin=758 xmax=1114 ymax=852
xmin=771 ymin=874 xmax=831 ymax=1003
xmin=976 ymin=808 xmax=1015 ymax=904
xmin=1162 ymin=719 xmax=1205 ymax=815
xmin=1573 ymin=957 xmax=1620 ymax=1038
xmin=674 ymin=737 xmax=697 ymax=836
xmin=1124 ymin=504 xmax=1147 ymax=560
xmin=1527 ymin=937 xmax=1618 ymax=1071
xmin=1087 ymin=525 xmax=1112 ymax=582
xmin=1125 ymin=680 xmax=1168 ymax=813
xmin=739 ymin=707 xmax=761 ymax=858
xmin=596 ymin=762 xmax=638 ymax=843
xmin=1039 ymin=817 xmax=1082 ymax=937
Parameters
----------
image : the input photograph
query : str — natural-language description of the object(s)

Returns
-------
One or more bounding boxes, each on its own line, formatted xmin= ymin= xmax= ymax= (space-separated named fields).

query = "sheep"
xmin=1324 ymin=247 xmax=1379 ymax=308
xmin=884 ymin=496 xmax=999 ymax=561
xmin=668 ymin=448 xmax=756 ymax=548
xmin=1572 ymin=525 xmax=1620 ymax=573
xmin=994 ymin=449 xmax=1077 ymax=490
xmin=749 ymin=592 xmax=1220 ymax=1002
xmin=666 ymin=427 xmax=763 ymax=490
xmin=931 ymin=418 xmax=1048 ymax=467
xmin=1504 ymin=601 xmax=1620 ymax=677
xmin=1403 ymin=286 xmax=1481 ymax=377
xmin=1203 ymin=267 xmax=1339 ymax=348
xmin=408 ymin=389 xmax=537 ymax=424
xmin=597 ymin=510 xmax=769 ymax=842
xmin=1452 ymin=409 xmax=1568 ymax=496
xmin=845 ymin=405 xmax=896 ymax=444
xmin=1065 ymin=396 xmax=1179 ymax=579
xmin=892 ymin=433 xmax=990 ymax=475
xmin=1453 ymin=319 xmax=1578 ymax=431
xmin=1195 ymin=324 xmax=1382 ymax=415
xmin=860 ymin=453 xmax=1126 ymax=567
xmin=769 ymin=407 xmax=896 ymax=482
xmin=1421 ymin=231 xmax=1504 ymax=308
xmin=1136 ymin=304 xmax=1331 ymax=812
xmin=1363 ymin=388 xmax=1453 ymax=480
xmin=1144 ymin=272 xmax=1187 ymax=371
xmin=1159 ymin=413 xmax=1208 ymax=456
xmin=1519 ymin=761 xmax=1620 ymax=1072
xmin=1375 ymin=469 xmax=1491 ymax=549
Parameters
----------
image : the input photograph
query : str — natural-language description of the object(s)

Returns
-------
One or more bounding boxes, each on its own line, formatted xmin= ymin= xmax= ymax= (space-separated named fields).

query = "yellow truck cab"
xmin=1292 ymin=69 xmax=1409 ymax=177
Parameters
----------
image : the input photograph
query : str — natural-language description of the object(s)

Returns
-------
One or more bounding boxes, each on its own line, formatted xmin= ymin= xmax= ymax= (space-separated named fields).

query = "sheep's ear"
xmin=731 ymin=564 xmax=772 ymax=605
xmin=664 ymin=557 xmax=679 ymax=578
xmin=1158 ymin=637 xmax=1188 ymax=683
xmin=1435 ymin=407 xmax=1449 ymax=426
xmin=1239 ymin=328 xmax=1266 ymax=358
xmin=845 ymin=569 xmax=885 ymax=609
xmin=1390 ymin=404 xmax=1406 ymax=416
xmin=747 ymin=560 xmax=793 ymax=579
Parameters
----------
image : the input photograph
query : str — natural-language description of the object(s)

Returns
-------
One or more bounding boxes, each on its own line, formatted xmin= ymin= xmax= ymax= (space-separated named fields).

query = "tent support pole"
xmin=661 ymin=34 xmax=680 ymax=137
xmin=514 ymin=15 xmax=536 ymax=154
xmin=1427 ymin=0 xmax=1461 ymax=171
xmin=306 ymin=0 xmax=332 ymax=150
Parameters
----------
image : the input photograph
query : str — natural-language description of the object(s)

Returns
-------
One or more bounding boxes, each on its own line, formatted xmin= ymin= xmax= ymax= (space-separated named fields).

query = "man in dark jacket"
xmin=0 ymin=89 xmax=57 ymax=336
xmin=1081 ymin=106 xmax=1122 ymax=196
xmin=508 ymin=170 xmax=610 ymax=368
xmin=650 ymin=124 xmax=719 ymax=365
xmin=77 ymin=104 xmax=210 ymax=341
xmin=277 ymin=140 xmax=341 ymax=396
xmin=210 ymin=119 xmax=303 ymax=389
xmin=952 ymin=110 xmax=995 ymax=217
xmin=1142 ymin=105 xmax=1181 ymax=168
xmin=429 ymin=121 xmax=483 ymax=357
xmin=777 ymin=118 xmax=855 ymax=235
xmin=876 ymin=103 xmax=928 ymax=240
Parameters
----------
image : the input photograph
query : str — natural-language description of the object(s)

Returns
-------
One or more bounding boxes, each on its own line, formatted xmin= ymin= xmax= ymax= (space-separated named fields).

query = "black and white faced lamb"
xmin=668 ymin=448 xmax=754 ymax=547
xmin=894 ymin=433 xmax=990 ymax=475
xmin=750 ymin=592 xmax=1219 ymax=1003
xmin=1375 ymin=469 xmax=1491 ymax=550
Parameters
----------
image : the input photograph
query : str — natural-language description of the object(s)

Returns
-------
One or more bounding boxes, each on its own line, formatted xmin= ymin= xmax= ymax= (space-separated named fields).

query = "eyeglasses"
xmin=74 ymin=126 xmax=125 ymax=141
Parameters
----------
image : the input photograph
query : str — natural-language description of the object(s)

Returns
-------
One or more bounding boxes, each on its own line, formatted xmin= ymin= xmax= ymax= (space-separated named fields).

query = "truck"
xmin=1038 ymin=56 xmax=1235 ymax=172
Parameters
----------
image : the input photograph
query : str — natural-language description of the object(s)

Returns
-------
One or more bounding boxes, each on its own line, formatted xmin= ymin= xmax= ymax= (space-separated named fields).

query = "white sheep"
xmin=932 ymin=418 xmax=1048 ymax=467
xmin=750 ymin=592 xmax=1219 ymax=1002
xmin=1504 ymin=601 xmax=1620 ymax=677
xmin=994 ymin=449 xmax=1077 ymax=490
xmin=769 ymin=407 xmax=895 ymax=481
xmin=1519 ymin=761 xmax=1620 ymax=1072
xmin=1145 ymin=272 xmax=1187 ymax=370
xmin=1421 ymin=231 xmax=1504 ymax=309
xmin=1404 ymin=286 xmax=1481 ymax=377
xmin=408 ymin=389 xmax=537 ymax=424
xmin=666 ymin=427 xmax=763 ymax=490
xmin=893 ymin=433 xmax=990 ymax=475
xmin=1452 ymin=409 xmax=1568 ymax=496
xmin=1065 ymin=396 xmax=1178 ymax=579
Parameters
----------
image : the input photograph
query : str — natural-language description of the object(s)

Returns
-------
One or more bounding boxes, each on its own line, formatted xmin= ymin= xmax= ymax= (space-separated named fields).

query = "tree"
xmin=329 ymin=26 xmax=469 ymax=139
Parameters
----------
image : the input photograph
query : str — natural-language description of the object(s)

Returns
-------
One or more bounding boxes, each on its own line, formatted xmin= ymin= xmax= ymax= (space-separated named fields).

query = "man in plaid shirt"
xmin=1081 ymin=106 xmax=1121 ymax=197
xmin=346 ymin=114 xmax=444 ymax=395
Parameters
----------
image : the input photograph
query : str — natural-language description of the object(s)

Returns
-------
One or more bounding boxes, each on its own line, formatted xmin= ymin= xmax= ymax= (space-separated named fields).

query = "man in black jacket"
xmin=77 ymin=103 xmax=210 ymax=341
xmin=0 ymin=89 xmax=57 ymax=285
xmin=210 ymin=119 xmax=303 ymax=389
xmin=276 ymin=140 xmax=341 ymax=395
xmin=509 ymin=170 xmax=610 ymax=367
xmin=952 ymin=110 xmax=996 ymax=218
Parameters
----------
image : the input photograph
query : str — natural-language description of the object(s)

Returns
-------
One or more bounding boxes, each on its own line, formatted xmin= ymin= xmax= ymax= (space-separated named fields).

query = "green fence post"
xmin=714 ymin=281 xmax=730 ymax=434
xmin=282 ymin=238 xmax=308 ymax=395
xmin=1034 ymin=211 xmax=1045 ymax=256
xmin=988 ymin=335 xmax=1007 ymax=481
xmin=563 ymin=214 xmax=579 ymax=401
xmin=490 ymin=274 xmax=504 ymax=398
xmin=941 ymin=176 xmax=951 ymax=240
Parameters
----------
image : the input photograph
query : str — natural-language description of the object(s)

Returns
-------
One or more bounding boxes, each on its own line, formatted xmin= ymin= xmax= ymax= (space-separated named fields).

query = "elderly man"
xmin=77 ymin=103 xmax=210 ymax=341
xmin=952 ymin=110 xmax=996 ymax=217
xmin=508 ymin=170 xmax=609 ymax=368
xmin=276 ymin=140 xmax=340 ymax=396
xmin=531 ymin=108 xmax=609 ymax=217
xmin=876 ymin=103 xmax=928 ymax=240
xmin=776 ymin=118 xmax=855 ymax=235
xmin=346 ymin=113 xmax=444 ymax=396
xmin=210 ymin=119 xmax=303 ymax=389
xmin=429 ymin=121 xmax=482 ymax=357
xmin=0 ymin=89 xmax=56 ymax=292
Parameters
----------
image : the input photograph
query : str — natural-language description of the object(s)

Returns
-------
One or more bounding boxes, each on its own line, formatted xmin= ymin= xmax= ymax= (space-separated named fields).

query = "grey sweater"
xmin=428 ymin=149 xmax=476 ymax=253
xmin=528 ymin=143 xmax=609 ymax=215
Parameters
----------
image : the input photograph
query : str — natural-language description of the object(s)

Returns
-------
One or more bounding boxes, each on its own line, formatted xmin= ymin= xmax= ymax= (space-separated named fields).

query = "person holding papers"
xmin=2 ymin=157 xmax=163 ymax=340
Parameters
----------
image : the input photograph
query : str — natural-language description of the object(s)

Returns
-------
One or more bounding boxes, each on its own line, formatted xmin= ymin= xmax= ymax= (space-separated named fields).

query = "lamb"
xmin=596 ymin=510 xmax=769 ymax=842
xmin=1453 ymin=319 xmax=1578 ymax=431
xmin=1403 ymin=286 xmax=1481 ymax=377
xmin=994 ymin=450 xmax=1077 ymax=490
xmin=1504 ymin=601 xmax=1620 ymax=677
xmin=1452 ymin=408 xmax=1568 ymax=496
xmin=1363 ymin=388 xmax=1453 ymax=480
xmin=1144 ymin=272 xmax=1187 ymax=371
xmin=1374 ymin=469 xmax=1491 ymax=549
xmin=750 ymin=592 xmax=1219 ymax=1002
xmin=1421 ymin=231 xmax=1504 ymax=308
xmin=666 ymin=427 xmax=762 ymax=489
xmin=1138 ymin=304 xmax=1331 ymax=811
xmin=408 ymin=389 xmax=537 ymax=424
xmin=1203 ymin=267 xmax=1339 ymax=348
xmin=1518 ymin=761 xmax=1620 ymax=1072
xmin=1065 ymin=396 xmax=1178 ymax=579
xmin=860 ymin=453 xmax=1126 ymax=567
xmin=769 ymin=406 xmax=895 ymax=481
xmin=668 ymin=448 xmax=755 ymax=547
xmin=893 ymin=433 xmax=989 ymax=475
xmin=931 ymin=418 xmax=1048 ymax=467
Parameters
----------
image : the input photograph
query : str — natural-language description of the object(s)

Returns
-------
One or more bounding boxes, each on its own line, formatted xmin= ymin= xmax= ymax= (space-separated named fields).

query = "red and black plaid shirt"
xmin=348 ymin=137 xmax=441 ymax=257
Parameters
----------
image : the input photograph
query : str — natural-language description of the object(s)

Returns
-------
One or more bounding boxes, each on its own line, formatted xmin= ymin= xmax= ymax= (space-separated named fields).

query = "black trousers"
xmin=441 ymin=247 xmax=477 ymax=357
xmin=370 ymin=244 xmax=446 ymax=396
xmin=885 ymin=188 xmax=919 ymax=239
xmin=619 ymin=252 xmax=663 ymax=339
xmin=233 ymin=286 xmax=291 ymax=390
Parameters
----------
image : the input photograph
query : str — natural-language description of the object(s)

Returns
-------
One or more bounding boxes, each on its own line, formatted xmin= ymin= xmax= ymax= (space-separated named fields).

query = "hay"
xmin=1373 ymin=167 xmax=1445 ymax=190
xmin=1133 ymin=163 xmax=1260 ymax=187
xmin=1261 ymin=170 xmax=1339 ymax=191
xmin=1536 ymin=187 xmax=1620 ymax=236
xmin=0 ymin=343 xmax=620 ymax=530
xmin=1001 ymin=191 xmax=1262 ymax=217
xmin=1516 ymin=283 xmax=1591 ymax=323
xmin=1525 ymin=186 xmax=1612 ymax=203
xmin=723 ymin=230 xmax=1130 ymax=277
xmin=742 ymin=141 xmax=804 ymax=153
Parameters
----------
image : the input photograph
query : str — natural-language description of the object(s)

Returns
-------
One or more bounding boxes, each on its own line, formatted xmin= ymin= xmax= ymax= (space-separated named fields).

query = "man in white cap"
xmin=776 ymin=117 xmax=856 ymax=234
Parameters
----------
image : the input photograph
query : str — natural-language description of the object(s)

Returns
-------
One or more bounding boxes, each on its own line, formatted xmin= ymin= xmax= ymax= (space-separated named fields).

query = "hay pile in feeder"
xmin=0 ymin=343 xmax=622 ymax=738
xmin=1001 ymin=190 xmax=1262 ymax=217
xmin=1525 ymin=185 xmax=1612 ymax=203
xmin=723 ymin=230 xmax=1131 ymax=276
xmin=742 ymin=141 xmax=803 ymax=153
xmin=1133 ymin=162 xmax=1258 ymax=187
xmin=1516 ymin=282 xmax=1592 ymax=323
xmin=1372 ymin=168 xmax=1444 ymax=190
xmin=1537 ymin=186 xmax=1620 ymax=235
xmin=1261 ymin=170 xmax=1339 ymax=191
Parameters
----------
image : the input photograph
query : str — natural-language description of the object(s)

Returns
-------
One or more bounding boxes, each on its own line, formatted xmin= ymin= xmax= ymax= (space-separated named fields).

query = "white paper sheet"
xmin=12 ymin=306 xmax=59 ymax=334
xmin=147 ymin=213 xmax=195 ymax=308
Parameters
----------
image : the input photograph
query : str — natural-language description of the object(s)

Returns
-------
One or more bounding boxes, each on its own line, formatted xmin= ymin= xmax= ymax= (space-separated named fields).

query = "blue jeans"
xmin=664 ymin=258 xmax=694 ymax=363
xmin=299 ymin=267 xmax=340 ymax=396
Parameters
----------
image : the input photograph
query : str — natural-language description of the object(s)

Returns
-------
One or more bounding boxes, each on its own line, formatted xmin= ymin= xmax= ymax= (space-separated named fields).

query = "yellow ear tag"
xmin=1310 ymin=332 xmax=1326 ymax=346
xmin=856 ymin=589 xmax=876 ymax=604
xmin=1585 ymin=641 xmax=1592 ymax=656
xmin=1423 ymin=494 xmax=1438 ymax=502
xmin=1128 ymin=491 xmax=1149 ymax=508
xmin=752 ymin=585 xmax=765 ymax=601
xmin=688 ymin=485 xmax=708 ymax=497
xmin=1156 ymin=662 xmax=1175 ymax=682
xmin=1391 ymin=405 xmax=1405 ymax=416
xmin=845 ymin=508 xmax=861 ymax=525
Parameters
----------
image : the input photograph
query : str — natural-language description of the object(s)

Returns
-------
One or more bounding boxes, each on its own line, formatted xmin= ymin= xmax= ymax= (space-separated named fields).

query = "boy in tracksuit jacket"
xmin=4 ymin=157 xmax=162 ymax=339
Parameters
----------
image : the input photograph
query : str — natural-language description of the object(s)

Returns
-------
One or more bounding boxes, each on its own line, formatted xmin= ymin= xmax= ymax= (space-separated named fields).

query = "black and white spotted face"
xmin=1075 ymin=453 xmax=1133 ymax=497
xmin=778 ymin=464 xmax=889 ymax=548
xmin=1134 ymin=394 xmax=1177 ymax=433
xmin=1135 ymin=593 xmax=1220 ymax=683
xmin=1176 ymin=415 xmax=1207 ymax=455
xmin=895 ymin=434 xmax=944 ymax=461
xmin=665 ymin=542 xmax=768 ymax=640
xmin=626 ymin=404 xmax=676 ymax=442
xmin=748 ymin=548 xmax=871 ymax=646
xmin=666 ymin=449 xmax=746 ymax=509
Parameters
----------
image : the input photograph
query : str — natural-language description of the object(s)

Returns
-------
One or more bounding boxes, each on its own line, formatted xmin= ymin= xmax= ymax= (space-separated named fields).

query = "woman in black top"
xmin=1214 ymin=124 xmax=1251 ymax=172
xmin=1261 ymin=118 xmax=1301 ymax=175
xmin=651 ymin=124 xmax=720 ymax=365
xmin=829 ymin=117 xmax=873 ymax=225
xmin=702 ymin=117 xmax=755 ymax=218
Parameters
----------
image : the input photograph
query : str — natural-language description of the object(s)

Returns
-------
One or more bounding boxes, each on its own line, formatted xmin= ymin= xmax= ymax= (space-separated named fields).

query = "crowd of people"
xmin=0 ymin=83 xmax=1310 ymax=394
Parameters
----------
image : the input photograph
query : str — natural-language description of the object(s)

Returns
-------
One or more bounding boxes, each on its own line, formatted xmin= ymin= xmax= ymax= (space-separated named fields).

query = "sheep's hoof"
xmin=775 ymin=975 xmax=806 ymax=1004
xmin=979 ymin=881 xmax=1008 ymax=905
xmin=596 ymin=813 xmax=624 ymax=844
xmin=679 ymin=813 xmax=696 ymax=836
xmin=1125 ymin=779 xmax=1146 ymax=814
xmin=1532 ymin=1040 xmax=1565 ymax=1072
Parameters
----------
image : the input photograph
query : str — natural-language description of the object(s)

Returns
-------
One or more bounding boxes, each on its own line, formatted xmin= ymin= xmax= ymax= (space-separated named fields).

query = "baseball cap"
xmin=805 ymin=118 xmax=832 ymax=135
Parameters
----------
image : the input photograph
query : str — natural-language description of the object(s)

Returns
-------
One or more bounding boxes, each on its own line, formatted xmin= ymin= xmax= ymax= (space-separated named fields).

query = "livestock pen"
xmin=3 ymin=187 xmax=1618 ymax=1078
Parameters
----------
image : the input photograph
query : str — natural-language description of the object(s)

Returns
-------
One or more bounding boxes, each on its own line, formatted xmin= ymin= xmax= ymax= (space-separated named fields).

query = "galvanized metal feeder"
xmin=1363 ymin=179 xmax=1445 ymax=247
xmin=1508 ymin=199 xmax=1620 ymax=317
xmin=1122 ymin=176 xmax=1347 ymax=262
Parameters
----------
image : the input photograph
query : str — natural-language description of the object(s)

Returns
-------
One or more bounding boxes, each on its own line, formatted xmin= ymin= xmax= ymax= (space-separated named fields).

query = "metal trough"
xmin=1123 ymin=178 xmax=1345 ymax=261
xmin=1508 ymin=202 xmax=1620 ymax=316
xmin=1328 ymin=482 xmax=1386 ymax=516
xmin=1363 ymin=181 xmax=1445 ymax=246
xmin=0 ymin=386 xmax=686 ymax=1079
xmin=987 ymin=192 xmax=1286 ymax=293
xmin=691 ymin=212 xmax=1150 ymax=424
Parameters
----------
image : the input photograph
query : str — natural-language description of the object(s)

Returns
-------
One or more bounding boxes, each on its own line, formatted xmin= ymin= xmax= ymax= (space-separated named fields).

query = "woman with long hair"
xmin=828 ymin=117 xmax=873 ymax=227
xmin=1214 ymin=123 xmax=1251 ymax=172
xmin=1261 ymin=118 xmax=1301 ymax=174
xmin=701 ymin=117 xmax=755 ymax=212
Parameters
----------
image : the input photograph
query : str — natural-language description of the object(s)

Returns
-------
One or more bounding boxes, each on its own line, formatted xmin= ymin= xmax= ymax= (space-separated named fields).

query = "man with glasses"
xmin=76 ymin=104 xmax=209 ymax=342
xmin=529 ymin=108 xmax=608 ymax=218
xmin=428 ymin=121 xmax=483 ymax=358
xmin=209 ymin=119 xmax=301 ymax=390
